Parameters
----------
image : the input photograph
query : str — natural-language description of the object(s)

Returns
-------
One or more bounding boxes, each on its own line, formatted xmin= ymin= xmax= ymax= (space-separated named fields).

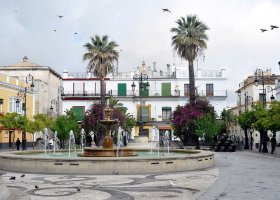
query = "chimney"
xmin=23 ymin=56 xmax=28 ymax=62
xmin=153 ymin=62 xmax=157 ymax=72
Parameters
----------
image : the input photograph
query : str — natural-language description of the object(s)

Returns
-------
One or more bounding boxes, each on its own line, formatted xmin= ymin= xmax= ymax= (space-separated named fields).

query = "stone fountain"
xmin=82 ymin=107 xmax=135 ymax=157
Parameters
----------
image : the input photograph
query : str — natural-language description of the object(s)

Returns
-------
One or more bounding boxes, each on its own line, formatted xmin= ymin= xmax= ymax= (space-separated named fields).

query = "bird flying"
xmin=162 ymin=8 xmax=171 ymax=13
xmin=270 ymin=25 xmax=279 ymax=30
xmin=54 ymin=30 xmax=57 ymax=32
xmin=58 ymin=15 xmax=63 ymax=18
xmin=74 ymin=32 xmax=77 ymax=35
xmin=260 ymin=29 xmax=267 ymax=33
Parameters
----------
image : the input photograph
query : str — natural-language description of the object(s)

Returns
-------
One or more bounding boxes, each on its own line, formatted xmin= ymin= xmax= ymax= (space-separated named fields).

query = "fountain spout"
xmin=99 ymin=107 xmax=119 ymax=149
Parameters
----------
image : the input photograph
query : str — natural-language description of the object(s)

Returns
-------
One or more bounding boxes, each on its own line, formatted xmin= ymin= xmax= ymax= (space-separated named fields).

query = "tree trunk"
xmin=188 ymin=60 xmax=196 ymax=104
xmin=100 ymin=77 xmax=106 ymax=106
xmin=262 ymin=131 xmax=268 ymax=153
xmin=244 ymin=129 xmax=249 ymax=149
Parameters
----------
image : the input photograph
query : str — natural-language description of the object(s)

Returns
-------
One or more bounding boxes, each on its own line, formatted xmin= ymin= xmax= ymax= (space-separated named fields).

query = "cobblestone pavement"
xmin=2 ymin=169 xmax=218 ymax=200
xmin=2 ymin=150 xmax=280 ymax=200
xmin=199 ymin=151 xmax=280 ymax=200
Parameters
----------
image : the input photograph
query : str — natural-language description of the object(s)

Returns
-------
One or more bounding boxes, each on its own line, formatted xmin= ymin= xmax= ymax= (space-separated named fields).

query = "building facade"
xmin=0 ymin=73 xmax=35 ymax=149
xmin=229 ymin=69 xmax=279 ymax=146
xmin=62 ymin=62 xmax=228 ymax=142
xmin=0 ymin=56 xmax=62 ymax=116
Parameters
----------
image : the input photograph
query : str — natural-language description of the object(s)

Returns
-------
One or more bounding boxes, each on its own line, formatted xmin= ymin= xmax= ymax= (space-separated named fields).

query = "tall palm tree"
xmin=171 ymin=15 xmax=209 ymax=104
xmin=83 ymin=35 xmax=119 ymax=106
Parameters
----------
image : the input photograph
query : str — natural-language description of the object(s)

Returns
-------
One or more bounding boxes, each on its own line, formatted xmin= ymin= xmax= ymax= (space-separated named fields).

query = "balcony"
xmin=62 ymin=89 xmax=227 ymax=99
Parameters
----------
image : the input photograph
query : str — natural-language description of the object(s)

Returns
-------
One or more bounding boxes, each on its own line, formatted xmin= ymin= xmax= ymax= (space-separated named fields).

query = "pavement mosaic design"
xmin=2 ymin=169 xmax=218 ymax=200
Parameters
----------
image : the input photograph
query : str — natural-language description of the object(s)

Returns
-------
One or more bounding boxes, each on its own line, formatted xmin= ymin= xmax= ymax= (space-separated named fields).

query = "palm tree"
xmin=171 ymin=15 xmax=209 ymax=104
xmin=83 ymin=35 xmax=119 ymax=106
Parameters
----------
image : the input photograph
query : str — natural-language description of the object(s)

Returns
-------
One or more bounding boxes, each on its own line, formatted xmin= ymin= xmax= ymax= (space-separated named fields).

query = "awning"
xmin=158 ymin=125 xmax=172 ymax=130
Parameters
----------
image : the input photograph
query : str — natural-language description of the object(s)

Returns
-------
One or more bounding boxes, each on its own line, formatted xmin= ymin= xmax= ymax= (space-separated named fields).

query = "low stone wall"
xmin=0 ymin=150 xmax=214 ymax=175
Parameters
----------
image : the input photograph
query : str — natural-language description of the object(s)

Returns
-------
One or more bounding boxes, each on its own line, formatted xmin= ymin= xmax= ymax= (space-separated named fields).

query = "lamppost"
xmin=131 ymin=73 xmax=150 ymax=137
xmin=49 ymin=99 xmax=58 ymax=116
xmin=254 ymin=69 xmax=275 ymax=107
xmin=237 ymin=89 xmax=253 ymax=149
xmin=16 ymin=73 xmax=34 ymax=150
xmin=254 ymin=68 xmax=275 ymax=153
xmin=51 ymin=86 xmax=64 ymax=116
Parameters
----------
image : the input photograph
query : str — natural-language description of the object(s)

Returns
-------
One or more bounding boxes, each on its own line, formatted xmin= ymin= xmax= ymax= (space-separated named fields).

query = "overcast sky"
xmin=1 ymin=0 xmax=280 ymax=107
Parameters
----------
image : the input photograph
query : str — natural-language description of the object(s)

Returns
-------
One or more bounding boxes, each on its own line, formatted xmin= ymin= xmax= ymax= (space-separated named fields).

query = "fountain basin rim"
xmin=0 ymin=149 xmax=215 ymax=175
xmin=0 ymin=149 xmax=210 ymax=161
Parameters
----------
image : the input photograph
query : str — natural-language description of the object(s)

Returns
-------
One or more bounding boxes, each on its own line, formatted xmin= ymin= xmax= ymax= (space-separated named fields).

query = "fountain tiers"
xmin=81 ymin=107 xmax=135 ymax=157
xmin=82 ymin=147 xmax=135 ymax=157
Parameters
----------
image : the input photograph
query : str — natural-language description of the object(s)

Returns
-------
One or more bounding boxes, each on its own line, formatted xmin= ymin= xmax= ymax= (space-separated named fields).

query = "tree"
xmin=171 ymin=15 xmax=209 ymax=104
xmin=0 ymin=112 xmax=28 ymax=130
xmin=220 ymin=109 xmax=236 ymax=134
xmin=172 ymin=100 xmax=213 ymax=146
xmin=26 ymin=114 xmax=54 ymax=149
xmin=0 ymin=112 xmax=29 ymax=148
xmin=83 ymin=35 xmax=119 ymax=106
xmin=52 ymin=110 xmax=79 ymax=148
xmin=84 ymin=98 xmax=136 ymax=145
xmin=265 ymin=101 xmax=280 ymax=136
xmin=251 ymin=103 xmax=269 ymax=153
xmin=195 ymin=113 xmax=221 ymax=143
xmin=237 ymin=110 xmax=256 ymax=149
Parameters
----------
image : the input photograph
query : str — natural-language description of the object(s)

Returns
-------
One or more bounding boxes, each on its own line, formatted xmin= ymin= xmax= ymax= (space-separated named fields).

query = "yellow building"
xmin=0 ymin=72 xmax=35 ymax=149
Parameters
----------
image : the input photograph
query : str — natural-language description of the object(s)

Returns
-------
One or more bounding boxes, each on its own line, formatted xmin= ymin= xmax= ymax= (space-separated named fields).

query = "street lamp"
xmin=254 ymin=69 xmax=274 ymax=107
xmin=16 ymin=73 xmax=34 ymax=150
xmin=131 ymin=73 xmax=150 ymax=137
xmin=50 ymin=99 xmax=58 ymax=116
xmin=53 ymin=86 xmax=65 ymax=116
xmin=254 ymin=69 xmax=274 ymax=153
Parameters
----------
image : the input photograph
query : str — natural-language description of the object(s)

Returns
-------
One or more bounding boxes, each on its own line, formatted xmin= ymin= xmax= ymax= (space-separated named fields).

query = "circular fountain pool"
xmin=0 ymin=148 xmax=214 ymax=175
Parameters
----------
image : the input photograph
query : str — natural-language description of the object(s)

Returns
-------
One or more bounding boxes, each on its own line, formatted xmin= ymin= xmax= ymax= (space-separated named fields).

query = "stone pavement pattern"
xmin=2 ymin=150 xmax=280 ymax=200
xmin=2 ymin=169 xmax=218 ymax=200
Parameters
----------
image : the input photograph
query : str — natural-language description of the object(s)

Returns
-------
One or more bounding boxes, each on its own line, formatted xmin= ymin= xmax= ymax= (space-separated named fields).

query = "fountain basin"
xmin=0 ymin=149 xmax=214 ymax=175
xmin=82 ymin=147 xmax=135 ymax=157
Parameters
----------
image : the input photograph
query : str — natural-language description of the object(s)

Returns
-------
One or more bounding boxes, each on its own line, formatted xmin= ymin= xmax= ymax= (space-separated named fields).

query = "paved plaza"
xmin=1 ymin=150 xmax=280 ymax=200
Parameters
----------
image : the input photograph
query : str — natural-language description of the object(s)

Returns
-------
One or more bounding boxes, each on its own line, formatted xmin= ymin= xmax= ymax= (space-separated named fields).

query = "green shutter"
xmin=162 ymin=83 xmax=171 ymax=96
xmin=142 ymin=107 xmax=149 ymax=122
xmin=140 ymin=83 xmax=149 ymax=97
xmin=118 ymin=83 xmax=127 ymax=96
xmin=72 ymin=107 xmax=84 ymax=121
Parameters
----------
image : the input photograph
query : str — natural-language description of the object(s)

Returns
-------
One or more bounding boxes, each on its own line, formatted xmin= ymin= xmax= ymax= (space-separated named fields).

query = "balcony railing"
xmin=63 ymin=89 xmax=227 ymax=98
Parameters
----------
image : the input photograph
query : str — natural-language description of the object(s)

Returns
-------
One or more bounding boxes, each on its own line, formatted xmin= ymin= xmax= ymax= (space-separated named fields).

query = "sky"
xmin=1 ymin=0 xmax=280 ymax=107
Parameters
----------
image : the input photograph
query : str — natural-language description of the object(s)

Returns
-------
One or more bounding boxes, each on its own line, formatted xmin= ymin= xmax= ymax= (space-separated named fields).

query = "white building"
xmin=0 ymin=56 xmax=62 ymax=115
xmin=229 ymin=69 xmax=279 ymax=147
xmin=62 ymin=61 xmax=229 ymax=142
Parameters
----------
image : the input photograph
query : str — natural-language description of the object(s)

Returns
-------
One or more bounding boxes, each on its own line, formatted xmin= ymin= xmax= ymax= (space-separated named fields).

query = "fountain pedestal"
xmin=81 ymin=107 xmax=135 ymax=157
xmin=103 ymin=135 xmax=113 ymax=148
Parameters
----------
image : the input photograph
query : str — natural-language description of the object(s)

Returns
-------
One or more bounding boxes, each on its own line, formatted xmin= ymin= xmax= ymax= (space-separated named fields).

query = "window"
xmin=137 ymin=105 xmax=150 ymax=122
xmin=141 ymin=107 xmax=149 ymax=122
xmin=161 ymin=83 xmax=171 ymax=96
xmin=139 ymin=129 xmax=149 ymax=136
xmin=259 ymin=93 xmax=266 ymax=103
xmin=9 ymin=97 xmax=22 ymax=114
xmin=184 ymin=84 xmax=190 ymax=96
xmin=71 ymin=106 xmax=85 ymax=121
xmin=117 ymin=83 xmax=127 ymax=96
xmin=206 ymin=84 xmax=214 ymax=96
xmin=162 ymin=107 xmax=172 ymax=121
